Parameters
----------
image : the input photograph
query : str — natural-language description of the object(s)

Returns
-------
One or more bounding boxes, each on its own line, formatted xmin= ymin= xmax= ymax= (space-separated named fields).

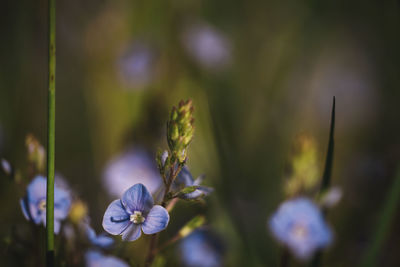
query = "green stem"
xmin=144 ymin=160 xmax=183 ymax=267
xmin=46 ymin=0 xmax=56 ymax=266
xmin=360 ymin=168 xmax=400 ymax=267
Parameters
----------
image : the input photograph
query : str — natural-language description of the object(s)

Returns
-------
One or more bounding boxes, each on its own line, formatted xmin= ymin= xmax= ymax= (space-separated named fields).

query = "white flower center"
xmin=130 ymin=211 xmax=145 ymax=224
xmin=291 ymin=224 xmax=308 ymax=240
xmin=38 ymin=199 xmax=47 ymax=211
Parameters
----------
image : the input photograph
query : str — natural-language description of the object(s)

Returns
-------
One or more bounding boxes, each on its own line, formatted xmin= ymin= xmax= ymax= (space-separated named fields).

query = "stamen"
xmin=130 ymin=211 xmax=145 ymax=224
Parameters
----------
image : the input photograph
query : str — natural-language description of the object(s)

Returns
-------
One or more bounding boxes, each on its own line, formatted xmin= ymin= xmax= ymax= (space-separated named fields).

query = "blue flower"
xmin=85 ymin=250 xmax=129 ymax=267
xmin=179 ymin=229 xmax=224 ymax=267
xmin=182 ymin=22 xmax=232 ymax=71
xmin=268 ymin=197 xmax=333 ymax=260
xmin=102 ymin=183 xmax=169 ymax=241
xmin=20 ymin=175 xmax=71 ymax=234
xmin=103 ymin=148 xmax=162 ymax=197
xmin=116 ymin=41 xmax=157 ymax=89
xmin=175 ymin=167 xmax=213 ymax=199
xmin=85 ymin=224 xmax=114 ymax=248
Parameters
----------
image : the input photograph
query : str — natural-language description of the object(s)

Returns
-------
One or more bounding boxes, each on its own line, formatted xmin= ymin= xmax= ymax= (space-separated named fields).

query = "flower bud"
xmin=284 ymin=134 xmax=319 ymax=197
xmin=166 ymin=100 xmax=195 ymax=163
xmin=179 ymin=215 xmax=205 ymax=238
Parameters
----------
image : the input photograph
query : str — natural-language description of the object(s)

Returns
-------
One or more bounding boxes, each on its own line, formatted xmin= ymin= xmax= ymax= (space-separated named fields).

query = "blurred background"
xmin=1 ymin=0 xmax=400 ymax=266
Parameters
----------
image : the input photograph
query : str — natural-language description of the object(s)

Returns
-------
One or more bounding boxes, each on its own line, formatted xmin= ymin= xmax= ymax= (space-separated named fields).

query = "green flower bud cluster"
xmin=26 ymin=134 xmax=46 ymax=173
xmin=166 ymin=100 xmax=195 ymax=164
xmin=284 ymin=134 xmax=319 ymax=197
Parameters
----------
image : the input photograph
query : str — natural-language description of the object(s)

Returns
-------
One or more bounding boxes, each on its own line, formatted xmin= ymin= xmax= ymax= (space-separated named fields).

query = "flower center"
xmin=130 ymin=211 xmax=145 ymax=224
xmin=291 ymin=224 xmax=308 ymax=240
xmin=38 ymin=199 xmax=46 ymax=211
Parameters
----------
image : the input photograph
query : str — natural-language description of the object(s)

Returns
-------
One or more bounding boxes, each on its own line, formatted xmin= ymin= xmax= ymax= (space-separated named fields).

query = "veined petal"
xmin=122 ymin=183 xmax=153 ymax=214
xmin=142 ymin=205 xmax=169 ymax=235
xmin=103 ymin=200 xmax=131 ymax=235
xmin=121 ymin=224 xmax=142 ymax=241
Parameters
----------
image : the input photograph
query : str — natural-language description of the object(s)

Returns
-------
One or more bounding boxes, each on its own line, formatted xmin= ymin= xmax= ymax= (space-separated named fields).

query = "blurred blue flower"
xmin=179 ymin=229 xmax=224 ymax=267
xmin=20 ymin=175 xmax=71 ymax=234
xmin=175 ymin=167 xmax=213 ymax=199
xmin=85 ymin=224 xmax=114 ymax=248
xmin=116 ymin=41 xmax=156 ymax=89
xmin=103 ymin=147 xmax=161 ymax=197
xmin=102 ymin=183 xmax=169 ymax=241
xmin=182 ymin=22 xmax=232 ymax=71
xmin=268 ymin=197 xmax=333 ymax=260
xmin=1 ymin=158 xmax=12 ymax=176
xmin=85 ymin=250 xmax=129 ymax=267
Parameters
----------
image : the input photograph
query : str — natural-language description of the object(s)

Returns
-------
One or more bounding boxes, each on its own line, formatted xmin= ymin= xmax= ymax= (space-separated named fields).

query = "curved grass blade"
xmin=320 ymin=96 xmax=335 ymax=194
xmin=310 ymin=96 xmax=335 ymax=267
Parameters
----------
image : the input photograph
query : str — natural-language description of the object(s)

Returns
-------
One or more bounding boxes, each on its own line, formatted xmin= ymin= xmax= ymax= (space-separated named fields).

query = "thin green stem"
xmin=360 ymin=168 xmax=400 ymax=267
xmin=46 ymin=0 xmax=56 ymax=266
xmin=144 ymin=160 xmax=183 ymax=267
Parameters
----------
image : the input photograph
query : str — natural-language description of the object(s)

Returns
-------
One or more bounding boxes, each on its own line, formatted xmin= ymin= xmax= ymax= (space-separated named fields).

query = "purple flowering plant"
xmin=102 ymin=183 xmax=170 ymax=241
xmin=100 ymin=100 xmax=215 ymax=266
xmin=268 ymin=98 xmax=337 ymax=262
xmin=7 ymin=97 xmax=341 ymax=267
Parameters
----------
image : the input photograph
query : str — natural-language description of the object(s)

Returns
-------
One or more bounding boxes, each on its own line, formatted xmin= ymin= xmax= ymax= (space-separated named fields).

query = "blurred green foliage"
xmin=1 ymin=0 xmax=400 ymax=266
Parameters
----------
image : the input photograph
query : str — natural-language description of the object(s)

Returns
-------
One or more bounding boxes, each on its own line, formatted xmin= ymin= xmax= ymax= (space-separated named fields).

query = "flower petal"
xmin=85 ymin=250 xmax=129 ymax=267
xmin=29 ymin=202 xmax=43 ymax=225
xmin=20 ymin=197 xmax=31 ymax=220
xmin=94 ymin=233 xmax=115 ymax=248
xmin=54 ymin=220 xmax=61 ymax=234
xmin=176 ymin=167 xmax=194 ymax=187
xmin=182 ymin=186 xmax=214 ymax=199
xmin=193 ymin=174 xmax=206 ymax=186
xmin=27 ymin=176 xmax=47 ymax=204
xmin=122 ymin=183 xmax=154 ymax=214
xmin=103 ymin=200 xmax=131 ymax=235
xmin=54 ymin=187 xmax=71 ymax=220
xmin=142 ymin=205 xmax=169 ymax=235
xmin=121 ymin=224 xmax=142 ymax=241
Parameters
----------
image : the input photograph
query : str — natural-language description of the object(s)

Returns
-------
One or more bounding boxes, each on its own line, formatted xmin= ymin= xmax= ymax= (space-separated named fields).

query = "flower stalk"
xmin=145 ymin=100 xmax=195 ymax=267
xmin=46 ymin=0 xmax=56 ymax=265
